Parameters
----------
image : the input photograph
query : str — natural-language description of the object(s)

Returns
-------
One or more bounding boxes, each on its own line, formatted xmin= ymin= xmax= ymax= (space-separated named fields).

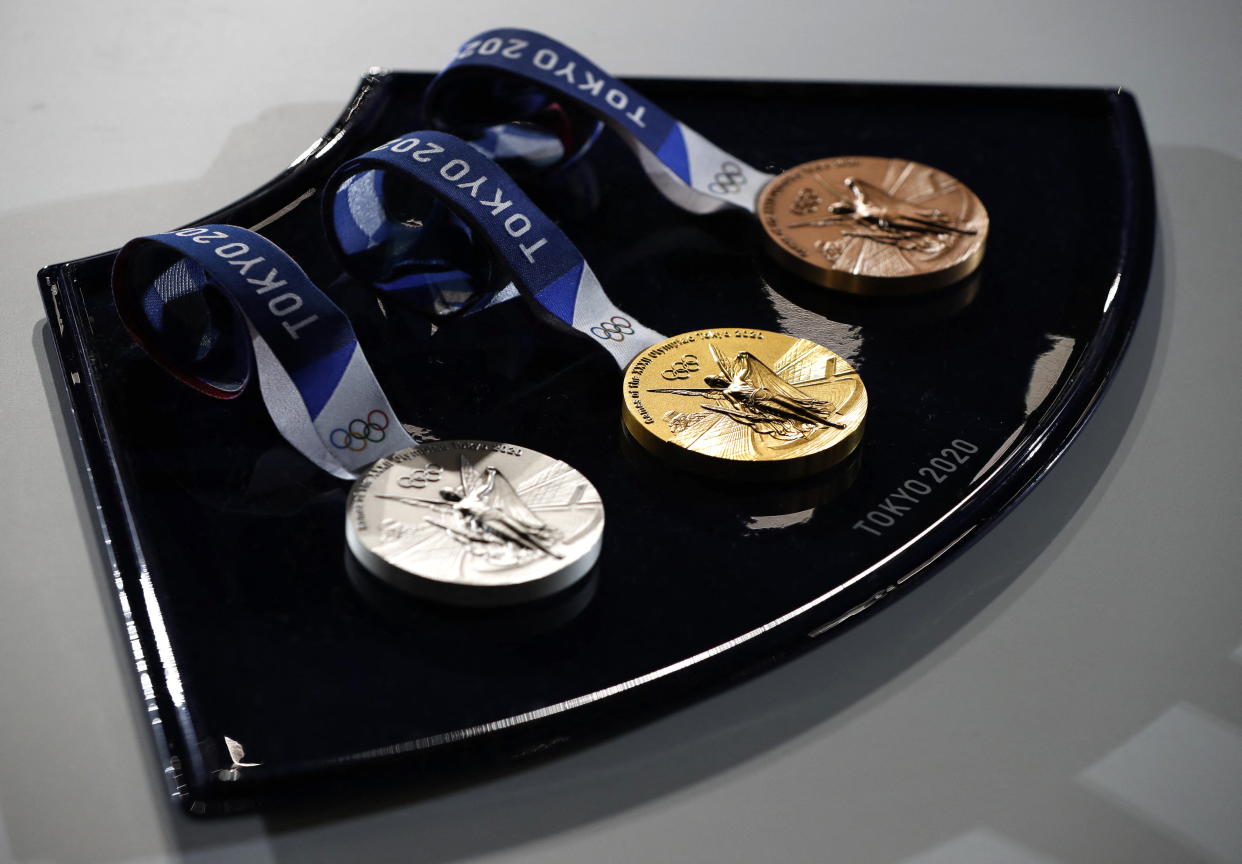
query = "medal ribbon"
xmin=329 ymin=120 xmax=571 ymax=319
xmin=427 ymin=28 xmax=774 ymax=216
xmin=112 ymin=225 xmax=415 ymax=479
xmin=324 ymin=129 xmax=665 ymax=367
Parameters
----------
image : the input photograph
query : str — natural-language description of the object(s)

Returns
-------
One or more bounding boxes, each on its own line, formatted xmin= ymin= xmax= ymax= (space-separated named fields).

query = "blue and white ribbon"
xmin=112 ymin=225 xmax=415 ymax=479
xmin=324 ymin=130 xmax=665 ymax=367
xmin=329 ymin=119 xmax=572 ymax=319
xmin=426 ymin=28 xmax=774 ymax=216
xmin=474 ymin=120 xmax=567 ymax=169
xmin=331 ymin=168 xmax=488 ymax=318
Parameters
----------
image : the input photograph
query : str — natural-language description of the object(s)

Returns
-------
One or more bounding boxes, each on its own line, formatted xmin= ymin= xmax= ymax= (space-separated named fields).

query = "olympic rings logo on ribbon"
xmin=661 ymin=354 xmax=701 ymax=380
xmin=590 ymin=315 xmax=635 ymax=342
xmin=330 ymin=409 xmax=390 ymax=452
xmin=707 ymin=162 xmax=747 ymax=195
xmin=397 ymin=465 xmax=443 ymax=489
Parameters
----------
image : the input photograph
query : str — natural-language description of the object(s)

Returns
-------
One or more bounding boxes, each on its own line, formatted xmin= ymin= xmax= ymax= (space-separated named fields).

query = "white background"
xmin=2 ymin=2 xmax=1240 ymax=862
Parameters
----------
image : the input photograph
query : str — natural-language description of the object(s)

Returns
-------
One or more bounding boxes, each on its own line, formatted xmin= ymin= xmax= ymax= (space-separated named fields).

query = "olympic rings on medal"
xmin=397 ymin=464 xmax=443 ymax=489
xmin=707 ymin=161 xmax=747 ymax=196
xmin=590 ymin=315 xmax=635 ymax=342
xmin=660 ymin=354 xmax=701 ymax=380
xmin=330 ymin=409 xmax=390 ymax=452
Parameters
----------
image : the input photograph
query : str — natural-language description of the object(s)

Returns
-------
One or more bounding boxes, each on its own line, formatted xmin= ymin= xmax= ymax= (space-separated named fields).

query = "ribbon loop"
xmin=324 ymin=130 xmax=664 ymax=367
xmin=426 ymin=28 xmax=773 ymax=215
xmin=112 ymin=225 xmax=415 ymax=478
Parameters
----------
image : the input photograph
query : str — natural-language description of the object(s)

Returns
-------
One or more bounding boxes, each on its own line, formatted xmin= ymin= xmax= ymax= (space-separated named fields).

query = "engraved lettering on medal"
xmin=414 ymin=441 xmax=523 ymax=457
xmin=627 ymin=355 xmax=655 ymax=423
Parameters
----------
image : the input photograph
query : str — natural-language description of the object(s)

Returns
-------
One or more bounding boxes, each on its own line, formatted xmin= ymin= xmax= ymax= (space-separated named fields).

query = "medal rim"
xmin=345 ymin=441 xmax=604 ymax=607
xmin=756 ymin=155 xmax=989 ymax=295
xmin=620 ymin=329 xmax=867 ymax=482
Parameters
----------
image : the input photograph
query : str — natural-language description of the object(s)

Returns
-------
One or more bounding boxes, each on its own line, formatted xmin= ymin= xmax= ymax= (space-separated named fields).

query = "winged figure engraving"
xmin=791 ymin=171 xmax=977 ymax=256
xmin=649 ymin=342 xmax=857 ymax=444
xmin=377 ymin=457 xmax=564 ymax=565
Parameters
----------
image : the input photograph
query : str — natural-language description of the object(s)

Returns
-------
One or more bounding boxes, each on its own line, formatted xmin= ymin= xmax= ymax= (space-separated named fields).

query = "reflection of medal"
xmin=758 ymin=156 xmax=988 ymax=293
xmin=346 ymin=441 xmax=604 ymax=606
xmin=622 ymin=329 xmax=866 ymax=480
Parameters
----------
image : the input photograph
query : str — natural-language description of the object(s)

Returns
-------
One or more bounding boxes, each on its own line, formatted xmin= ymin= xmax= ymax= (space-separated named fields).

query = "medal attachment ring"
xmin=346 ymin=441 xmax=604 ymax=606
xmin=758 ymin=155 xmax=988 ymax=294
xmin=622 ymin=329 xmax=866 ymax=481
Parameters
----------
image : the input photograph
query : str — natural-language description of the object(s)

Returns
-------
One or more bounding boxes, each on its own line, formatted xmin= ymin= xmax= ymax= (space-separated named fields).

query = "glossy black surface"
xmin=38 ymin=73 xmax=1153 ymax=814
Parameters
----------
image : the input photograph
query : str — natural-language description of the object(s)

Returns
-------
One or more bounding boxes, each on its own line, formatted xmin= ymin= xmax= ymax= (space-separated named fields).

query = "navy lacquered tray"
xmin=38 ymin=73 xmax=1153 ymax=814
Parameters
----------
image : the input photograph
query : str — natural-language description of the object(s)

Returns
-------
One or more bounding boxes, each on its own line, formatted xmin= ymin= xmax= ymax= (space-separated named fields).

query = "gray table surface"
xmin=3 ymin=2 xmax=1240 ymax=862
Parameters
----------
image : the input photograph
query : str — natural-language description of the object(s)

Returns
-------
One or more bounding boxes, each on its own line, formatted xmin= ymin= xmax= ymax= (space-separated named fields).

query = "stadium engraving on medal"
xmin=622 ymin=329 xmax=866 ymax=480
xmin=758 ymin=156 xmax=988 ymax=294
xmin=346 ymin=442 xmax=604 ymax=605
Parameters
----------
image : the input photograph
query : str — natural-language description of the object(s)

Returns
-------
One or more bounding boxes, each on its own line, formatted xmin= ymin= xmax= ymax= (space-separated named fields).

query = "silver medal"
xmin=346 ymin=441 xmax=604 ymax=605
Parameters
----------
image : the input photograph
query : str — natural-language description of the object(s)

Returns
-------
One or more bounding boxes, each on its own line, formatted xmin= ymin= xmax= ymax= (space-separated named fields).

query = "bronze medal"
xmin=621 ymin=329 xmax=866 ymax=481
xmin=757 ymin=156 xmax=988 ymax=294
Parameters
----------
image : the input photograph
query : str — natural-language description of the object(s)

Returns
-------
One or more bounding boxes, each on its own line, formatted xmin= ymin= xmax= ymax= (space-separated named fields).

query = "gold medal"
xmin=621 ymin=329 xmax=866 ymax=480
xmin=758 ymin=156 xmax=988 ymax=294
